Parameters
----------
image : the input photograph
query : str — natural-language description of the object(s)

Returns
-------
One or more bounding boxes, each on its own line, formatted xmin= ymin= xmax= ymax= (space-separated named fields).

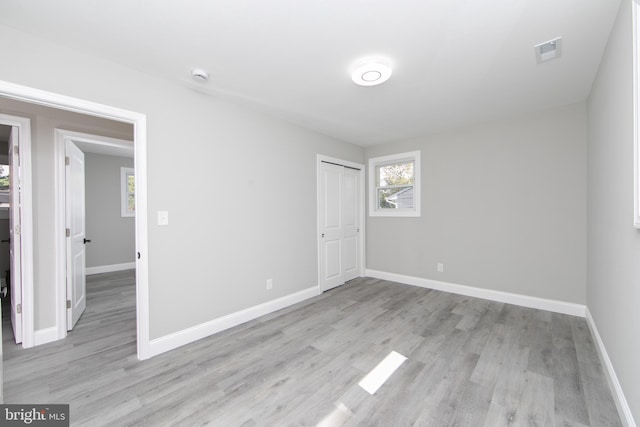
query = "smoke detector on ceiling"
xmin=534 ymin=37 xmax=563 ymax=64
xmin=191 ymin=68 xmax=209 ymax=83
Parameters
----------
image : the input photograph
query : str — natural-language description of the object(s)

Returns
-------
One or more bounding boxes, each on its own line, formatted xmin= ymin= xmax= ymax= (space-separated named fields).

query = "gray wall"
xmin=0 ymin=24 xmax=364 ymax=338
xmin=85 ymin=153 xmax=135 ymax=268
xmin=0 ymin=97 xmax=133 ymax=329
xmin=587 ymin=0 xmax=640 ymax=422
xmin=365 ymin=102 xmax=587 ymax=304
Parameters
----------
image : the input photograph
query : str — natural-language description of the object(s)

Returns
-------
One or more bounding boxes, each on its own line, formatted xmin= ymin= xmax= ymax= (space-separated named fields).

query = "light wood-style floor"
xmin=2 ymin=271 xmax=621 ymax=426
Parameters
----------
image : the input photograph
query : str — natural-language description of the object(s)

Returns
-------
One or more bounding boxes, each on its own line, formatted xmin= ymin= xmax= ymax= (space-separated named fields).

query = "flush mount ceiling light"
xmin=534 ymin=37 xmax=563 ymax=64
xmin=191 ymin=68 xmax=209 ymax=83
xmin=351 ymin=57 xmax=392 ymax=87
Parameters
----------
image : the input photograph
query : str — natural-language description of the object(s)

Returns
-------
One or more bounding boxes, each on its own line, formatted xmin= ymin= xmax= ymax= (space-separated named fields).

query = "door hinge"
xmin=66 ymin=228 xmax=70 ymax=237
xmin=67 ymin=299 xmax=71 ymax=309
xmin=14 ymin=224 xmax=20 ymax=236
xmin=14 ymin=146 xmax=19 ymax=156
xmin=16 ymin=303 xmax=21 ymax=314
xmin=65 ymin=156 xmax=70 ymax=166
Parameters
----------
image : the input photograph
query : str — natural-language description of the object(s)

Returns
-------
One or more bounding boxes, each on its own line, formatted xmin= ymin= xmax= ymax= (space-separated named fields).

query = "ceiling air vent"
xmin=534 ymin=37 xmax=562 ymax=64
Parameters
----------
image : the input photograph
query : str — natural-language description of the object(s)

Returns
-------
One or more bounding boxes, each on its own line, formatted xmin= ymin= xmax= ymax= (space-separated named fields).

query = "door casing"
xmin=316 ymin=154 xmax=365 ymax=291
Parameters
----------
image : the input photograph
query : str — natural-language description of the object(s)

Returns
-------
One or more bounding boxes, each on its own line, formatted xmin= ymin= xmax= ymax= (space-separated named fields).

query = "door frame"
xmin=316 ymin=154 xmax=366 ymax=290
xmin=0 ymin=79 xmax=152 ymax=360
xmin=0 ymin=113 xmax=34 ymax=348
xmin=54 ymin=129 xmax=134 ymax=335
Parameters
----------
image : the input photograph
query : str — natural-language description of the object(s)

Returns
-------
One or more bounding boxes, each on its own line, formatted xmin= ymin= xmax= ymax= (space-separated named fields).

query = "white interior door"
xmin=66 ymin=140 xmax=87 ymax=330
xmin=341 ymin=167 xmax=360 ymax=282
xmin=319 ymin=162 xmax=343 ymax=291
xmin=8 ymin=126 xmax=22 ymax=344
xmin=318 ymin=161 xmax=361 ymax=292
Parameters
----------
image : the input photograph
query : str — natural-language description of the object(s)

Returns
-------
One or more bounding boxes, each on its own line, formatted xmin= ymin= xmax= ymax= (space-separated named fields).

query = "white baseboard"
xmin=365 ymin=269 xmax=586 ymax=317
xmin=33 ymin=326 xmax=59 ymax=346
xmin=147 ymin=286 xmax=321 ymax=358
xmin=86 ymin=262 xmax=135 ymax=275
xmin=585 ymin=308 xmax=637 ymax=427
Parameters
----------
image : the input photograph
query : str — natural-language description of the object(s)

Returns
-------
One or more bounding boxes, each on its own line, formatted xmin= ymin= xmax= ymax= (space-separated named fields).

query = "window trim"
xmin=121 ymin=167 xmax=135 ymax=217
xmin=368 ymin=150 xmax=421 ymax=217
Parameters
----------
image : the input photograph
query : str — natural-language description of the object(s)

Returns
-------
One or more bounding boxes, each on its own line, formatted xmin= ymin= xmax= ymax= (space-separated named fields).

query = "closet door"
xmin=341 ymin=167 xmax=360 ymax=282
xmin=318 ymin=162 xmax=361 ymax=292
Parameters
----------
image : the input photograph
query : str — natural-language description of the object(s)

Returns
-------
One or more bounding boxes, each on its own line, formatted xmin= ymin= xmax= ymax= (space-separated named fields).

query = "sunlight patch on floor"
xmin=358 ymin=350 xmax=407 ymax=395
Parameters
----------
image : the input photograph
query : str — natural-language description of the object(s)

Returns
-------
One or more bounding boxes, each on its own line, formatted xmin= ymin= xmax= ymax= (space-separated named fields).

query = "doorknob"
xmin=83 ymin=238 xmax=92 ymax=244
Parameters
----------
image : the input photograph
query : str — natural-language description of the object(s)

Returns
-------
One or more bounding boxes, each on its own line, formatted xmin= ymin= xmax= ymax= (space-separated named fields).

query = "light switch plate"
xmin=157 ymin=211 xmax=169 ymax=226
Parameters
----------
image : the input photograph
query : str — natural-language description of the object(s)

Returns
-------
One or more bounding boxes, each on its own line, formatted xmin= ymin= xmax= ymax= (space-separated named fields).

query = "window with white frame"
xmin=121 ymin=167 xmax=135 ymax=217
xmin=369 ymin=151 xmax=420 ymax=217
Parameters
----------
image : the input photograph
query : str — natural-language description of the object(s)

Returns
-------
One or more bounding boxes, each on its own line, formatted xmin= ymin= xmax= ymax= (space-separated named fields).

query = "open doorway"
xmin=0 ymin=125 xmax=10 ymax=293
xmin=0 ymin=80 xmax=150 ymax=360
xmin=0 ymin=114 xmax=34 ymax=350
xmin=0 ymin=125 xmax=12 ymax=337
xmin=55 ymin=130 xmax=135 ymax=335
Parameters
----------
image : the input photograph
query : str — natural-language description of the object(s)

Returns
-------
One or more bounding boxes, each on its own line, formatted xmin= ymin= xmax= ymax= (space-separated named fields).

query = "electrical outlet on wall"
xmin=266 ymin=279 xmax=273 ymax=290
xmin=437 ymin=263 xmax=444 ymax=273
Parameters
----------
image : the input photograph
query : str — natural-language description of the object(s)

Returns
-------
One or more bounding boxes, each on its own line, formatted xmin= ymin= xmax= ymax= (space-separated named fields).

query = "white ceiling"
xmin=0 ymin=0 xmax=621 ymax=146
xmin=72 ymin=139 xmax=134 ymax=159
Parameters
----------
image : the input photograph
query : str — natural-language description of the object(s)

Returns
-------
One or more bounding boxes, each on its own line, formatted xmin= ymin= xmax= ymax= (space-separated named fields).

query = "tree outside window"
xmin=121 ymin=167 xmax=135 ymax=217
xmin=0 ymin=165 xmax=9 ymax=192
xmin=376 ymin=161 xmax=415 ymax=209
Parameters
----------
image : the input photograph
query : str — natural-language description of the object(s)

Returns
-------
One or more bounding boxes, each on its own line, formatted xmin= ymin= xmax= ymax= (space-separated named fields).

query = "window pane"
xmin=127 ymin=194 xmax=135 ymax=212
xmin=127 ymin=175 xmax=135 ymax=193
xmin=0 ymin=165 xmax=8 ymax=192
xmin=377 ymin=162 xmax=414 ymax=187
xmin=377 ymin=186 xmax=414 ymax=209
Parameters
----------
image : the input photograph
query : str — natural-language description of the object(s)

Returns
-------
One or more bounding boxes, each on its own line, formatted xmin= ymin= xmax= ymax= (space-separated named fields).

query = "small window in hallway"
xmin=121 ymin=167 xmax=135 ymax=217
